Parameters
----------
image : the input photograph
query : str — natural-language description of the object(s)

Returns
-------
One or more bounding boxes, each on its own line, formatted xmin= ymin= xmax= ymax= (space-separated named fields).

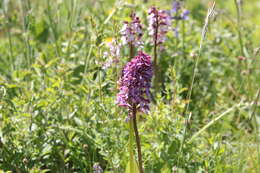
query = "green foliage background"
xmin=0 ymin=0 xmax=260 ymax=172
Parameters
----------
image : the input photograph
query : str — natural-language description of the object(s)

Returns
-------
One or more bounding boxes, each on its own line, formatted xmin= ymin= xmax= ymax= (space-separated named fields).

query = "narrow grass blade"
xmin=188 ymin=101 xmax=250 ymax=143
xmin=251 ymin=89 xmax=260 ymax=172
xmin=104 ymin=8 xmax=116 ymax=24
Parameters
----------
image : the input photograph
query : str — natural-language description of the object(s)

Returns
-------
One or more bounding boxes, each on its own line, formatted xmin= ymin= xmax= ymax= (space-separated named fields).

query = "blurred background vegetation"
xmin=0 ymin=0 xmax=260 ymax=172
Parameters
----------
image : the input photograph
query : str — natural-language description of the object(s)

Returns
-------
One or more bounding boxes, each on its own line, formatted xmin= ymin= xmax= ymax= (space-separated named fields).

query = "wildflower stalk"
xmin=82 ymin=45 xmax=93 ymax=85
xmin=234 ymin=0 xmax=245 ymax=94
xmin=132 ymin=104 xmax=144 ymax=173
xmin=126 ymin=43 xmax=144 ymax=173
xmin=130 ymin=44 xmax=134 ymax=61
xmin=148 ymin=7 xmax=171 ymax=93
xmin=182 ymin=1 xmax=215 ymax=117
xmin=119 ymin=14 xmax=149 ymax=173
xmin=153 ymin=17 xmax=159 ymax=92
xmin=234 ymin=0 xmax=244 ymax=57
xmin=98 ymin=48 xmax=103 ymax=102
xmin=3 ymin=3 xmax=14 ymax=71
xmin=117 ymin=51 xmax=152 ymax=173
xmin=127 ymin=40 xmax=142 ymax=173
xmin=173 ymin=6 xmax=180 ymax=52
xmin=171 ymin=1 xmax=190 ymax=72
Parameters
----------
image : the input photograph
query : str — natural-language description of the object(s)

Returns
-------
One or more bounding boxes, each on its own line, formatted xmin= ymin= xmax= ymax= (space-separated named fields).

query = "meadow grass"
xmin=0 ymin=0 xmax=260 ymax=172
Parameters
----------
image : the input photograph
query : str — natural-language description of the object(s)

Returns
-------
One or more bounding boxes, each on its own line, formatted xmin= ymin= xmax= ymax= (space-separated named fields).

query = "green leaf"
xmin=160 ymin=164 xmax=171 ymax=173
xmin=125 ymin=119 xmax=139 ymax=173
xmin=125 ymin=160 xmax=139 ymax=173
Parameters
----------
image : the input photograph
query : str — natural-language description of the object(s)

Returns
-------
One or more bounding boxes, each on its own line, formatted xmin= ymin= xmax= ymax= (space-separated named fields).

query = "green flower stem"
xmin=130 ymin=43 xmax=134 ymax=61
xmin=132 ymin=105 xmax=144 ymax=173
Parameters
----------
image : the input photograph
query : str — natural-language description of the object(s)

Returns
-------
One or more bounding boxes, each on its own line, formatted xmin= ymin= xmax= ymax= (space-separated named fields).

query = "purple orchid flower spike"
xmin=148 ymin=7 xmax=171 ymax=47
xmin=117 ymin=51 xmax=153 ymax=114
xmin=120 ymin=13 xmax=143 ymax=48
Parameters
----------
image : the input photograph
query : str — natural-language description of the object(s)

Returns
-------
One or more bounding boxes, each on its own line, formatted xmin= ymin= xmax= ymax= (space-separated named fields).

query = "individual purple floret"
xmin=181 ymin=9 xmax=190 ymax=20
xmin=120 ymin=13 xmax=143 ymax=47
xmin=93 ymin=163 xmax=103 ymax=173
xmin=147 ymin=7 xmax=171 ymax=48
xmin=172 ymin=1 xmax=181 ymax=13
xmin=117 ymin=51 xmax=153 ymax=113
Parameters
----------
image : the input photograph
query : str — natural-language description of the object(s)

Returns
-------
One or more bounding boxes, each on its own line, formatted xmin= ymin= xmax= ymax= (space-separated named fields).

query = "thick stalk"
xmin=153 ymin=36 xmax=158 ymax=70
xmin=129 ymin=43 xmax=134 ymax=61
xmin=132 ymin=105 xmax=144 ymax=173
xmin=153 ymin=42 xmax=158 ymax=88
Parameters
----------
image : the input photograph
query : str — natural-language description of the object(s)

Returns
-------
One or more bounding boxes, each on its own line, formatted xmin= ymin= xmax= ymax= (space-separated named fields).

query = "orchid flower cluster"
xmin=114 ymin=1 xmax=190 ymax=109
xmin=104 ymin=1 xmax=189 ymax=69
xmin=120 ymin=13 xmax=143 ymax=47
xmin=117 ymin=51 xmax=153 ymax=113
xmin=103 ymin=13 xmax=143 ymax=69
xmin=117 ymin=14 xmax=151 ymax=173
xmin=148 ymin=7 xmax=171 ymax=50
xmin=114 ymin=2 xmax=189 ymax=171
xmin=117 ymin=13 xmax=153 ymax=114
